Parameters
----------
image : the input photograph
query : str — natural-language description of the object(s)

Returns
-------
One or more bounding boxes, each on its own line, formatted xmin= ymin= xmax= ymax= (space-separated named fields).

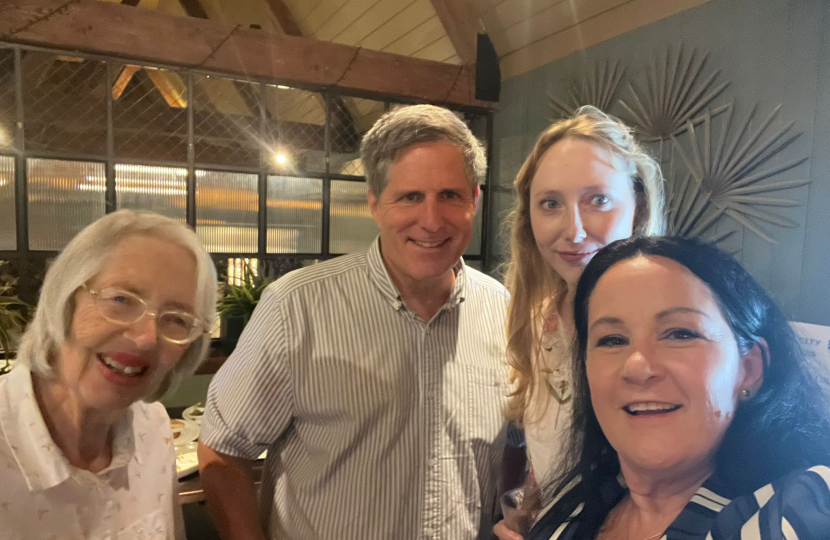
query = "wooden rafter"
xmin=145 ymin=68 xmax=187 ymax=108
xmin=429 ymin=0 xmax=480 ymax=64
xmin=112 ymin=64 xmax=140 ymax=99
xmin=262 ymin=0 xmax=302 ymax=37
xmin=0 ymin=0 xmax=494 ymax=108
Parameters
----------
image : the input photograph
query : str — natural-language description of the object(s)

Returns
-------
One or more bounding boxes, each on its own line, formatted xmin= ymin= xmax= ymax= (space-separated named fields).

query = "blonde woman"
xmin=497 ymin=106 xmax=665 ymax=539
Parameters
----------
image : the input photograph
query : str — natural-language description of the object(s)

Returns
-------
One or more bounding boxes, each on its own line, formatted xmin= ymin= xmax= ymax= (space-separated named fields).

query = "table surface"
xmin=169 ymin=406 xmax=264 ymax=505
xmin=178 ymin=461 xmax=265 ymax=505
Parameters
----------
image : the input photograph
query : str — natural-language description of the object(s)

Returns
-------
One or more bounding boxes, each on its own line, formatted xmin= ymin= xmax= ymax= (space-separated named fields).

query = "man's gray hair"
xmin=360 ymin=104 xmax=487 ymax=197
xmin=17 ymin=210 xmax=218 ymax=402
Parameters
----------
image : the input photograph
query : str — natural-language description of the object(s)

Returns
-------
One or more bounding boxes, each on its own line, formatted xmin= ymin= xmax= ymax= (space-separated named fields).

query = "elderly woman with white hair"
xmin=0 ymin=210 xmax=217 ymax=539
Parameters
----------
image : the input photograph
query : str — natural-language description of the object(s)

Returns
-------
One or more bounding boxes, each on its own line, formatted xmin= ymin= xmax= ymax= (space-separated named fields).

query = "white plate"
xmin=175 ymin=442 xmax=199 ymax=479
xmin=170 ymin=419 xmax=200 ymax=447
xmin=182 ymin=403 xmax=205 ymax=424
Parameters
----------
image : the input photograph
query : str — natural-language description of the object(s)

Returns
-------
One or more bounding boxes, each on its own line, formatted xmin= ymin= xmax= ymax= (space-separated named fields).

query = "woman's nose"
xmin=565 ymin=206 xmax=587 ymax=243
xmin=124 ymin=311 xmax=160 ymax=349
xmin=621 ymin=349 xmax=663 ymax=386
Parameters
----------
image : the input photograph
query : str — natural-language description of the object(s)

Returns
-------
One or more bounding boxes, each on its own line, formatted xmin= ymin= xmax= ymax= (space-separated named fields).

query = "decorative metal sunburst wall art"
xmin=548 ymin=60 xmax=625 ymax=119
xmin=618 ymin=45 xmax=730 ymax=142
xmin=668 ymin=104 xmax=810 ymax=244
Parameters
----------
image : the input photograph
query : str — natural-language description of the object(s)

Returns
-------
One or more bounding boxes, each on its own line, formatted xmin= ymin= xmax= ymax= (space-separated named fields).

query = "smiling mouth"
xmin=623 ymin=402 xmax=682 ymax=416
xmin=557 ymin=250 xmax=598 ymax=262
xmin=97 ymin=353 xmax=148 ymax=378
xmin=412 ymin=238 xmax=449 ymax=249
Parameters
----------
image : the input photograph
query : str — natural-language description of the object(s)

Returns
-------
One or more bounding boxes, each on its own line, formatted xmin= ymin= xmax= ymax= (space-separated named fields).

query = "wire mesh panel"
xmin=195 ymin=170 xmax=258 ymax=253
xmin=329 ymin=97 xmax=385 ymax=176
xmin=115 ymin=163 xmax=187 ymax=221
xmin=330 ymin=180 xmax=378 ymax=254
xmin=263 ymin=85 xmax=326 ymax=174
xmin=0 ymin=156 xmax=14 ymax=249
xmin=193 ymin=76 xmax=261 ymax=168
xmin=113 ymin=64 xmax=188 ymax=163
xmin=22 ymin=52 xmax=107 ymax=156
xmin=0 ymin=48 xmax=16 ymax=152
xmin=266 ymin=175 xmax=322 ymax=254
xmin=27 ymin=158 xmax=106 ymax=251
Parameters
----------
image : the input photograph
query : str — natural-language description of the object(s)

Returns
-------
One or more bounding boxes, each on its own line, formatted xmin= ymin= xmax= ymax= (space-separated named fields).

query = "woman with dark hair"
xmin=526 ymin=236 xmax=830 ymax=540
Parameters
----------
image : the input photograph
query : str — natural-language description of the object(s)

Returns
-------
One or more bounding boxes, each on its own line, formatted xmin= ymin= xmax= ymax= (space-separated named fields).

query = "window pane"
xmin=193 ymin=76 xmax=261 ymax=168
xmin=330 ymin=180 xmax=377 ymax=254
xmin=0 ymin=48 xmax=16 ymax=153
xmin=196 ymin=170 xmax=258 ymax=253
xmin=27 ymin=159 xmax=105 ymax=251
xmin=115 ymin=163 xmax=186 ymax=221
xmin=0 ymin=156 xmax=15 ymax=250
xmin=113 ymin=64 xmax=188 ymax=162
xmin=263 ymin=85 xmax=326 ymax=174
xmin=266 ymin=175 xmax=322 ymax=254
xmin=23 ymin=53 xmax=107 ymax=156
xmin=329 ymin=97 xmax=385 ymax=176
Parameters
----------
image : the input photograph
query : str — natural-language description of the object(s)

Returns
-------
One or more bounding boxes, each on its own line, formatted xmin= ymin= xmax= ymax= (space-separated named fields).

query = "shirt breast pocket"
xmin=465 ymin=365 xmax=508 ymax=444
xmin=117 ymin=509 xmax=172 ymax=540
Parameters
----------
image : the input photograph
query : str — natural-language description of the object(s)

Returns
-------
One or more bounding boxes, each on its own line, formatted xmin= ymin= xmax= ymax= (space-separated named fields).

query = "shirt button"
xmin=424 ymin=527 xmax=435 ymax=537
xmin=427 ymin=458 xmax=437 ymax=467
xmin=426 ymin=390 xmax=435 ymax=399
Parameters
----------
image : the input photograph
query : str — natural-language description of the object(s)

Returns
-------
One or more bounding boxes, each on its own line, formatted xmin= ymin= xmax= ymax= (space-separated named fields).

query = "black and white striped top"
xmin=526 ymin=465 xmax=830 ymax=540
xmin=201 ymin=238 xmax=511 ymax=540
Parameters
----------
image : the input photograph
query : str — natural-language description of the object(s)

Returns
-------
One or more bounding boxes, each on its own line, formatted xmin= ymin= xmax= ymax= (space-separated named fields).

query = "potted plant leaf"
xmin=216 ymin=261 xmax=274 ymax=353
xmin=0 ymin=283 xmax=29 ymax=376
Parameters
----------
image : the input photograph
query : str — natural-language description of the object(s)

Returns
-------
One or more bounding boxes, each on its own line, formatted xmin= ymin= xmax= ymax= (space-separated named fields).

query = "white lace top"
xmin=524 ymin=324 xmax=574 ymax=488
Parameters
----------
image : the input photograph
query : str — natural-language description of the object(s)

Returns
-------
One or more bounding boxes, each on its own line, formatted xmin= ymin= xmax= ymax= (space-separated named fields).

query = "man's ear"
xmin=473 ymin=185 xmax=482 ymax=211
xmin=739 ymin=337 xmax=768 ymax=399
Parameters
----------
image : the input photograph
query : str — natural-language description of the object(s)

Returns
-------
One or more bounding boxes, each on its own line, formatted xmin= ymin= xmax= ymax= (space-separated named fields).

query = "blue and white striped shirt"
xmin=527 ymin=465 xmax=830 ymax=540
xmin=201 ymin=238 xmax=511 ymax=540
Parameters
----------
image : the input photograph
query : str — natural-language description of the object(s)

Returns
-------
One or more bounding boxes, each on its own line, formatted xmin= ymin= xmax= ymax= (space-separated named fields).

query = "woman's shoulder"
xmin=712 ymin=466 xmax=830 ymax=539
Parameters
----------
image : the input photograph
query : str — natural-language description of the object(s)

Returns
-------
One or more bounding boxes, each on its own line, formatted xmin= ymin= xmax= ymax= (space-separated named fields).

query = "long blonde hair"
xmin=503 ymin=106 xmax=665 ymax=423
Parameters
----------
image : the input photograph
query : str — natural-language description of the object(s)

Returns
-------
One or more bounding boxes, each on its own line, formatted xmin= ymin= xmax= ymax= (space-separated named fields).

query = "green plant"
xmin=0 ymin=283 xmax=29 ymax=373
xmin=216 ymin=261 xmax=274 ymax=325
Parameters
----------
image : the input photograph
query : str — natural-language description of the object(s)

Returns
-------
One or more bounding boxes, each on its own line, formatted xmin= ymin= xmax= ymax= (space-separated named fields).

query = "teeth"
xmin=414 ymin=240 xmax=443 ymax=248
xmin=100 ymin=355 xmax=145 ymax=377
xmin=627 ymin=402 xmax=677 ymax=412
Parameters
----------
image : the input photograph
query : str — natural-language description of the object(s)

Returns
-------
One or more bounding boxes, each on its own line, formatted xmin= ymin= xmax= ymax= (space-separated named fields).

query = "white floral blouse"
xmin=0 ymin=365 xmax=185 ymax=540
xmin=524 ymin=323 xmax=574 ymax=488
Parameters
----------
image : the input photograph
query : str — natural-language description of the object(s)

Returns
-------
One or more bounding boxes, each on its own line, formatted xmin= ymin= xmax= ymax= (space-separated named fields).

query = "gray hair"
xmin=360 ymin=104 xmax=487 ymax=197
xmin=17 ymin=210 xmax=218 ymax=402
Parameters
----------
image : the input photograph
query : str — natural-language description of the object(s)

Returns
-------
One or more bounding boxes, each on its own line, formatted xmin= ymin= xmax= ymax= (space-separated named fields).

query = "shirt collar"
xmin=366 ymin=236 xmax=468 ymax=313
xmin=0 ymin=365 xmax=138 ymax=492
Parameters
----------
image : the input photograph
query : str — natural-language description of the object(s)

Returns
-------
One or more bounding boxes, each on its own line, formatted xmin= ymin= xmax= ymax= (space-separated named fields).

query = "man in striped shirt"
xmin=198 ymin=105 xmax=510 ymax=540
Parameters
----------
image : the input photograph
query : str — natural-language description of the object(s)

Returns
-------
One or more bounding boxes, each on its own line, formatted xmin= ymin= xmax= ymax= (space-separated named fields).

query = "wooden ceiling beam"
xmin=178 ymin=0 xmax=208 ymax=19
xmin=263 ymin=0 xmax=302 ymax=37
xmin=428 ymin=0 xmax=480 ymax=65
xmin=0 ymin=0 xmax=494 ymax=108
xmin=112 ymin=64 xmax=140 ymax=99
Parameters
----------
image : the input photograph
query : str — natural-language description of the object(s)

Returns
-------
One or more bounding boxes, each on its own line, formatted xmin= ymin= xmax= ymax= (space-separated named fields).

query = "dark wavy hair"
xmin=547 ymin=236 xmax=830 ymax=539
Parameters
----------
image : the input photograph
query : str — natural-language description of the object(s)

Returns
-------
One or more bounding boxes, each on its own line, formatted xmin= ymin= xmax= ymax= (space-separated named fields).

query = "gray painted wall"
xmin=489 ymin=0 xmax=830 ymax=326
